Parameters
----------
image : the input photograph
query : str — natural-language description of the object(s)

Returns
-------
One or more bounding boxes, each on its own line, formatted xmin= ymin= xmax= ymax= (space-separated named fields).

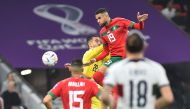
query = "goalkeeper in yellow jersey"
xmin=83 ymin=35 xmax=109 ymax=78
xmin=64 ymin=35 xmax=110 ymax=109
xmin=83 ymin=35 xmax=110 ymax=109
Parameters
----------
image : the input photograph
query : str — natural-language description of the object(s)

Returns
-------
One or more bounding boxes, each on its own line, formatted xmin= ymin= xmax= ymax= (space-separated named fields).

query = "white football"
xmin=42 ymin=51 xmax=58 ymax=66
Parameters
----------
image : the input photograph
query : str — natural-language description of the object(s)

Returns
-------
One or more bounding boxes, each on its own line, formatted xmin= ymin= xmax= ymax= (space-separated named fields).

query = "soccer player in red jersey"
xmin=90 ymin=8 xmax=148 ymax=86
xmin=43 ymin=59 xmax=101 ymax=109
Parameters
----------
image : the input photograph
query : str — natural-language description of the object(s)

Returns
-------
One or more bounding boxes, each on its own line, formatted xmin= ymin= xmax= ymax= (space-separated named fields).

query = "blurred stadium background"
xmin=0 ymin=0 xmax=190 ymax=109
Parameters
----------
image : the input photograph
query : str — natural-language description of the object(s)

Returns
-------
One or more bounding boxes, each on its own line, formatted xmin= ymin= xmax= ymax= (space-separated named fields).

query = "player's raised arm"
xmin=137 ymin=12 xmax=148 ymax=22
xmin=121 ymin=12 xmax=148 ymax=30
xmin=94 ymin=44 xmax=109 ymax=62
xmin=121 ymin=18 xmax=144 ymax=30
xmin=83 ymin=45 xmax=103 ymax=65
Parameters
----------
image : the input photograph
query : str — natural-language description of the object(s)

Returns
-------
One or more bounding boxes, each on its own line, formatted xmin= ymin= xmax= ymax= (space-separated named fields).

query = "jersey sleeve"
xmin=103 ymin=64 xmax=117 ymax=87
xmin=48 ymin=81 xmax=62 ymax=100
xmin=82 ymin=45 xmax=103 ymax=64
xmin=95 ymin=44 xmax=109 ymax=62
xmin=102 ymin=55 xmax=111 ymax=63
xmin=101 ymin=36 xmax=107 ymax=46
xmin=95 ymin=30 xmax=109 ymax=61
xmin=156 ymin=64 xmax=170 ymax=87
xmin=82 ymin=45 xmax=104 ymax=76
xmin=121 ymin=18 xmax=144 ymax=30
xmin=91 ymin=81 xmax=101 ymax=98
xmin=82 ymin=65 xmax=91 ymax=77
xmin=82 ymin=63 xmax=92 ymax=77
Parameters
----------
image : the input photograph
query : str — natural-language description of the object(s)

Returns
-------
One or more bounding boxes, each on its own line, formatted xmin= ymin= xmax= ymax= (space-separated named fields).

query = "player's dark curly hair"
xmin=95 ymin=8 xmax=108 ymax=15
xmin=126 ymin=33 xmax=144 ymax=53
xmin=86 ymin=34 xmax=99 ymax=44
xmin=71 ymin=59 xmax=83 ymax=67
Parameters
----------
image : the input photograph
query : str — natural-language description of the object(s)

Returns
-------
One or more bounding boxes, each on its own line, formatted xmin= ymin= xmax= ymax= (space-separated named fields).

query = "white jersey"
xmin=104 ymin=58 xmax=170 ymax=109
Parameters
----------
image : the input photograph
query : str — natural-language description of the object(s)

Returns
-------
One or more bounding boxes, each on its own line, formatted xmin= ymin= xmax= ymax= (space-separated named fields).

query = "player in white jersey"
xmin=102 ymin=33 xmax=174 ymax=109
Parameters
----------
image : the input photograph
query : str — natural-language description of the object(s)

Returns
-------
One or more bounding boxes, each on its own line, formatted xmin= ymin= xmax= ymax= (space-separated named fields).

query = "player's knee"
xmin=98 ymin=66 xmax=108 ymax=74
xmin=93 ymin=72 xmax=104 ymax=86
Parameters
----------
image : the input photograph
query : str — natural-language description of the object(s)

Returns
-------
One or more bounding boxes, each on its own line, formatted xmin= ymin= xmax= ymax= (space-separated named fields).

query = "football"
xmin=42 ymin=51 xmax=58 ymax=66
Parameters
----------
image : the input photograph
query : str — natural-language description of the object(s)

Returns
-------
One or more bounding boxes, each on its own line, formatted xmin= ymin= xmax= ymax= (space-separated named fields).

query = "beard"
xmin=100 ymin=21 xmax=107 ymax=27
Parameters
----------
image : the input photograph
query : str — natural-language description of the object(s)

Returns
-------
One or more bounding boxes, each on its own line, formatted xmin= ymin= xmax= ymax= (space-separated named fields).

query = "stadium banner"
xmin=0 ymin=0 xmax=190 ymax=68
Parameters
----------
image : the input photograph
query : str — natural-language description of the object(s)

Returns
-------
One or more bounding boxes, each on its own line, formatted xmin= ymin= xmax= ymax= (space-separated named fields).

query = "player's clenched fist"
xmin=137 ymin=12 xmax=148 ymax=22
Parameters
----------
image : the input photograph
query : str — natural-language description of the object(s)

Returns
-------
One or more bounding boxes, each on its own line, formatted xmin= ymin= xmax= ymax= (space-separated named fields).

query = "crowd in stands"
xmin=163 ymin=62 xmax=190 ymax=109
xmin=0 ymin=73 xmax=23 ymax=109
xmin=149 ymin=0 xmax=190 ymax=33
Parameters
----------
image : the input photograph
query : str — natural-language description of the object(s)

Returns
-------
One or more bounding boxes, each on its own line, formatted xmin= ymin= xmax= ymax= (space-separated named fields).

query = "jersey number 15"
xmin=69 ymin=91 xmax=84 ymax=109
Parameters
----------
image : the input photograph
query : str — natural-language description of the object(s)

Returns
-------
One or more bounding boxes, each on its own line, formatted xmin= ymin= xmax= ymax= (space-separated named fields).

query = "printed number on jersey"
xmin=108 ymin=33 xmax=116 ymax=42
xmin=129 ymin=80 xmax=147 ymax=108
xmin=69 ymin=91 xmax=84 ymax=109
xmin=104 ymin=60 xmax=112 ymax=66
xmin=93 ymin=64 xmax=98 ymax=72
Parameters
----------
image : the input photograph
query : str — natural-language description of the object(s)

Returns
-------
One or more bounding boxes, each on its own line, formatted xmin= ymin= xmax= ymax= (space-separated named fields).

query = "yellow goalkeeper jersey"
xmin=82 ymin=45 xmax=110 ymax=78
xmin=82 ymin=44 xmax=110 ymax=109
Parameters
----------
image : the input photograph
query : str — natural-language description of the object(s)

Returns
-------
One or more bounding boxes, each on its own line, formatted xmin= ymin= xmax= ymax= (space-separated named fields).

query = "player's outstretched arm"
xmin=84 ymin=45 xmax=109 ymax=66
xmin=133 ymin=12 xmax=148 ymax=30
xmin=82 ymin=45 xmax=104 ymax=66
xmin=43 ymin=95 xmax=53 ymax=109
xmin=132 ymin=12 xmax=148 ymax=30
xmin=94 ymin=44 xmax=109 ymax=62
xmin=83 ymin=45 xmax=104 ymax=62
xmin=122 ymin=12 xmax=148 ymax=30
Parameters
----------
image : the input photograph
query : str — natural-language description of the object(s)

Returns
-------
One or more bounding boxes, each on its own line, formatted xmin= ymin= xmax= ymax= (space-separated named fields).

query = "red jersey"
xmin=49 ymin=77 xmax=100 ymax=109
xmin=96 ymin=17 xmax=144 ymax=61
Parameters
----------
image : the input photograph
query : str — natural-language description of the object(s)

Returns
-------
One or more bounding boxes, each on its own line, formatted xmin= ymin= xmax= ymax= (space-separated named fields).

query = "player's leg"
xmin=93 ymin=65 xmax=107 ymax=86
xmin=111 ymin=86 xmax=118 ymax=109
xmin=93 ymin=56 xmax=122 ymax=86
